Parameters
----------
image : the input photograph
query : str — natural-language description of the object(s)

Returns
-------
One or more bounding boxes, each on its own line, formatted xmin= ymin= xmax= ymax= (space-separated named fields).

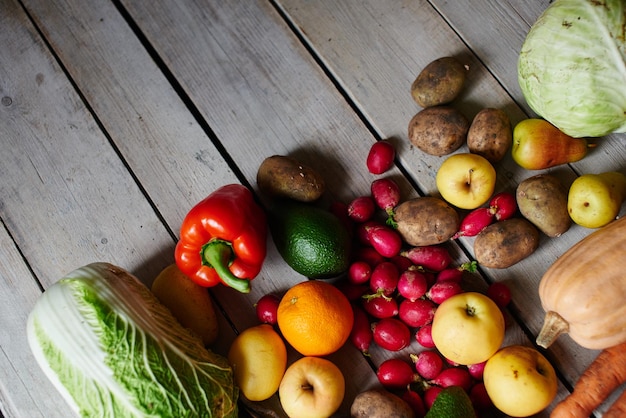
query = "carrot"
xmin=551 ymin=341 xmax=626 ymax=418
xmin=604 ymin=389 xmax=626 ymax=418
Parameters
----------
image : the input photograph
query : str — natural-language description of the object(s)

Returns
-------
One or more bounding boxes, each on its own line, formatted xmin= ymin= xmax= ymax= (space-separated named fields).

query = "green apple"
xmin=279 ymin=356 xmax=345 ymax=418
xmin=484 ymin=345 xmax=557 ymax=417
xmin=512 ymin=119 xmax=589 ymax=170
xmin=567 ymin=171 xmax=626 ymax=228
xmin=436 ymin=153 xmax=496 ymax=210
xmin=431 ymin=292 xmax=505 ymax=365
xmin=227 ymin=324 xmax=287 ymax=401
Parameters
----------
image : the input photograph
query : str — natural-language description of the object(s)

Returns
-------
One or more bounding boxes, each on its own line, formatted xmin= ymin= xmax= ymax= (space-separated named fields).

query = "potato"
xmin=350 ymin=389 xmax=415 ymax=418
xmin=474 ymin=218 xmax=540 ymax=269
xmin=411 ymin=56 xmax=468 ymax=108
xmin=516 ymin=174 xmax=571 ymax=237
xmin=467 ymin=108 xmax=512 ymax=163
xmin=393 ymin=196 xmax=460 ymax=246
xmin=151 ymin=264 xmax=219 ymax=346
xmin=408 ymin=106 xmax=469 ymax=156
xmin=257 ymin=155 xmax=325 ymax=202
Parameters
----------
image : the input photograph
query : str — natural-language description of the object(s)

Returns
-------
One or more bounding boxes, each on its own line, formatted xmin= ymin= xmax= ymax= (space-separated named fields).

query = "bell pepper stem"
xmin=201 ymin=240 xmax=251 ymax=293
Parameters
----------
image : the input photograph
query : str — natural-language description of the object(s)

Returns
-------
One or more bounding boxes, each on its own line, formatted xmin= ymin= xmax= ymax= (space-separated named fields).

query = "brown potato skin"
xmin=256 ymin=155 xmax=325 ymax=202
xmin=474 ymin=218 xmax=540 ymax=269
xmin=467 ymin=108 xmax=513 ymax=163
xmin=411 ymin=56 xmax=467 ymax=108
xmin=393 ymin=197 xmax=460 ymax=246
xmin=350 ymin=389 xmax=415 ymax=418
xmin=408 ymin=106 xmax=469 ymax=156
xmin=516 ymin=174 xmax=571 ymax=237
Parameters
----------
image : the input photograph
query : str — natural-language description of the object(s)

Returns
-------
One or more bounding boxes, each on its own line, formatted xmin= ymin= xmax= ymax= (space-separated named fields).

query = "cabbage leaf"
xmin=518 ymin=0 xmax=626 ymax=137
xmin=27 ymin=262 xmax=238 ymax=417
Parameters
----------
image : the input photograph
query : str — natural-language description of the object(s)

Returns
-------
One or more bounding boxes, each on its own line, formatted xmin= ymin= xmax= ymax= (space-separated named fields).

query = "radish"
xmin=398 ymin=298 xmax=437 ymax=328
xmin=423 ymin=386 xmax=443 ymax=409
xmin=350 ymin=304 xmax=373 ymax=355
xmin=426 ymin=281 xmax=463 ymax=304
xmin=367 ymin=140 xmax=395 ymax=174
xmin=355 ymin=220 xmax=379 ymax=246
xmin=389 ymin=254 xmax=413 ymax=272
xmin=369 ymin=261 xmax=399 ymax=296
xmin=452 ymin=207 xmax=494 ymax=239
xmin=486 ymin=282 xmax=512 ymax=308
xmin=347 ymin=196 xmax=376 ymax=223
xmin=372 ymin=318 xmax=411 ymax=351
xmin=329 ymin=200 xmax=353 ymax=234
xmin=435 ymin=261 xmax=477 ymax=283
xmin=415 ymin=324 xmax=436 ymax=348
xmin=402 ymin=389 xmax=426 ymax=417
xmin=337 ymin=282 xmax=369 ymax=301
xmin=489 ymin=191 xmax=517 ymax=221
xmin=470 ymin=382 xmax=494 ymax=411
xmin=366 ymin=224 xmax=403 ymax=258
xmin=353 ymin=246 xmax=385 ymax=267
xmin=376 ymin=358 xmax=418 ymax=388
xmin=371 ymin=178 xmax=401 ymax=225
xmin=362 ymin=294 xmax=399 ymax=319
xmin=402 ymin=245 xmax=452 ymax=272
xmin=411 ymin=350 xmax=444 ymax=380
xmin=430 ymin=367 xmax=472 ymax=391
xmin=255 ymin=293 xmax=280 ymax=325
xmin=397 ymin=268 xmax=429 ymax=301
xmin=467 ymin=361 xmax=487 ymax=380
xmin=348 ymin=260 xmax=372 ymax=285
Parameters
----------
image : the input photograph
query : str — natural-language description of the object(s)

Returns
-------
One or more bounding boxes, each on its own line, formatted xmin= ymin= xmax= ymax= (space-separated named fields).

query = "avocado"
xmin=269 ymin=200 xmax=351 ymax=279
xmin=425 ymin=386 xmax=477 ymax=418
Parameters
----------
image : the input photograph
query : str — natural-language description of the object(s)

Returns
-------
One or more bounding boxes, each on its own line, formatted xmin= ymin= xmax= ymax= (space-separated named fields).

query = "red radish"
xmin=467 ymin=361 xmax=487 ymax=380
xmin=353 ymin=246 xmax=385 ymax=267
xmin=366 ymin=224 xmax=403 ymax=258
xmin=452 ymin=207 xmax=494 ymax=239
xmin=470 ymin=382 xmax=494 ymax=411
xmin=402 ymin=246 xmax=452 ymax=272
xmin=426 ymin=281 xmax=463 ymax=304
xmin=362 ymin=294 xmax=399 ymax=319
xmin=436 ymin=261 xmax=478 ymax=283
xmin=430 ymin=367 xmax=472 ymax=391
xmin=347 ymin=196 xmax=376 ymax=222
xmin=411 ymin=350 xmax=444 ymax=380
xmin=389 ymin=254 xmax=413 ymax=272
xmin=423 ymin=386 xmax=443 ymax=409
xmin=355 ymin=220 xmax=379 ymax=245
xmin=397 ymin=269 xmax=429 ymax=301
xmin=415 ymin=324 xmax=436 ymax=348
xmin=372 ymin=318 xmax=411 ymax=351
xmin=486 ymin=282 xmax=512 ymax=308
xmin=369 ymin=261 xmax=399 ymax=296
xmin=255 ymin=294 xmax=280 ymax=325
xmin=350 ymin=304 xmax=373 ymax=355
xmin=367 ymin=140 xmax=395 ymax=174
xmin=337 ymin=282 xmax=369 ymax=301
xmin=348 ymin=260 xmax=372 ymax=285
xmin=376 ymin=358 xmax=418 ymax=388
xmin=402 ymin=389 xmax=426 ymax=417
xmin=371 ymin=178 xmax=401 ymax=225
xmin=398 ymin=298 xmax=437 ymax=328
xmin=489 ymin=191 xmax=517 ymax=221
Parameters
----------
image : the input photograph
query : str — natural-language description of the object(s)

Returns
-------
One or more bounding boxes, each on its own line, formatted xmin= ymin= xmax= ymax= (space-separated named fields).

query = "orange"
xmin=277 ymin=280 xmax=353 ymax=356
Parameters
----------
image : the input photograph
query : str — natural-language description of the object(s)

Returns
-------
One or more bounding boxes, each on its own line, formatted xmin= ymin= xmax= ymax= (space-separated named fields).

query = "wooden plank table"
xmin=2 ymin=0 xmax=625 ymax=416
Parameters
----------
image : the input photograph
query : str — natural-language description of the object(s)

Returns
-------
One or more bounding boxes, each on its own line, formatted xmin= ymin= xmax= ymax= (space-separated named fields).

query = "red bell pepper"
xmin=175 ymin=184 xmax=267 ymax=293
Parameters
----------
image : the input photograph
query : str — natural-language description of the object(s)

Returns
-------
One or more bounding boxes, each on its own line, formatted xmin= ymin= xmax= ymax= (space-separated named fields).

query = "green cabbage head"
xmin=518 ymin=0 xmax=626 ymax=138
xmin=27 ymin=262 xmax=238 ymax=417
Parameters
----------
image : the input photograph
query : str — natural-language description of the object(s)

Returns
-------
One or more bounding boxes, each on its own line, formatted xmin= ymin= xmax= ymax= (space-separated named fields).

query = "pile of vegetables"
xmin=27 ymin=262 xmax=238 ymax=417
xmin=518 ymin=0 xmax=626 ymax=138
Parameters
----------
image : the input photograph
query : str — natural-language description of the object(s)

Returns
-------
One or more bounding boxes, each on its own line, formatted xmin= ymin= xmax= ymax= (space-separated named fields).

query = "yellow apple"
xmin=227 ymin=324 xmax=287 ymax=401
xmin=279 ymin=356 xmax=345 ymax=418
xmin=431 ymin=292 xmax=505 ymax=365
xmin=483 ymin=345 xmax=557 ymax=417
xmin=436 ymin=153 xmax=496 ymax=210
xmin=568 ymin=171 xmax=626 ymax=228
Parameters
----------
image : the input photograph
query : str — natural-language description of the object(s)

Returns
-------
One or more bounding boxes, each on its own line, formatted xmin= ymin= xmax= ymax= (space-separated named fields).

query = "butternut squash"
xmin=537 ymin=216 xmax=626 ymax=349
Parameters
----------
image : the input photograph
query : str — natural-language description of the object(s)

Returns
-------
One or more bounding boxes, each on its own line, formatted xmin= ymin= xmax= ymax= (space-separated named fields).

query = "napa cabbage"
xmin=27 ymin=262 xmax=238 ymax=417
xmin=518 ymin=0 xmax=626 ymax=138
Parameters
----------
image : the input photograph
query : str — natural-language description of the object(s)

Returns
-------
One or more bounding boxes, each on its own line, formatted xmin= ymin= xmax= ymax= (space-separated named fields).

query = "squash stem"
xmin=536 ymin=311 xmax=569 ymax=349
